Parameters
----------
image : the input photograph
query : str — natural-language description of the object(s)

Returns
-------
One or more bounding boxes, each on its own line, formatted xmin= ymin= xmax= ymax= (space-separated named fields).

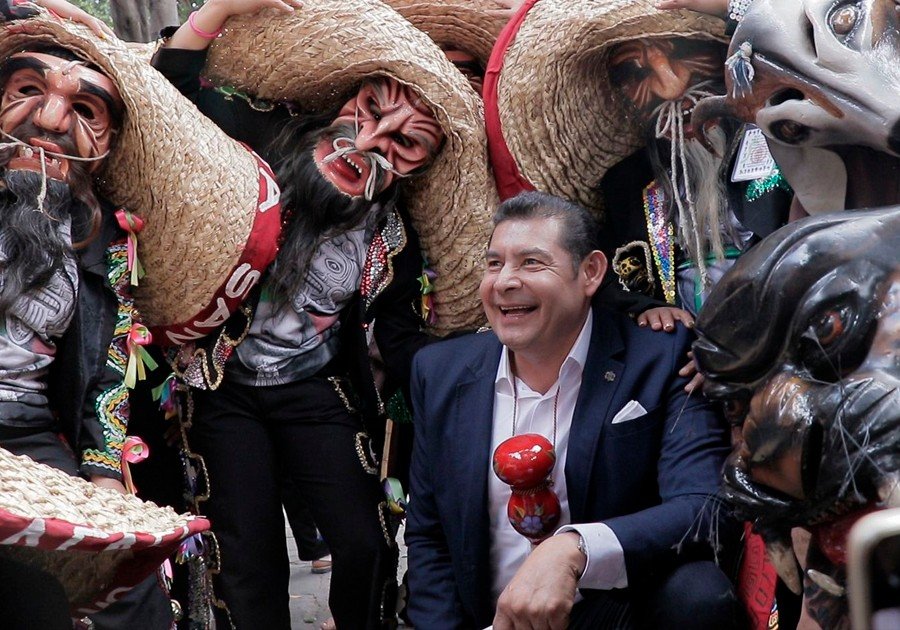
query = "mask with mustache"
xmin=646 ymin=81 xmax=735 ymax=288
xmin=0 ymin=123 xmax=101 ymax=315
xmin=266 ymin=115 xmax=396 ymax=306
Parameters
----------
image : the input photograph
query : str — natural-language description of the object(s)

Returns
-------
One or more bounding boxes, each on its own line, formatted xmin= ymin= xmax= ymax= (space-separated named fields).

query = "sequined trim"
xmin=81 ymin=241 xmax=138 ymax=475
xmin=360 ymin=211 xmax=407 ymax=312
xmin=170 ymin=303 xmax=253 ymax=391
xmin=212 ymin=85 xmax=299 ymax=117
xmin=745 ymin=164 xmax=792 ymax=202
xmin=642 ymin=183 xmax=677 ymax=305
xmin=328 ymin=376 xmax=358 ymax=414
xmin=169 ymin=382 xmax=234 ymax=628
xmin=355 ymin=432 xmax=379 ymax=475
xmin=385 ymin=390 xmax=413 ymax=425
xmin=378 ymin=500 xmax=397 ymax=548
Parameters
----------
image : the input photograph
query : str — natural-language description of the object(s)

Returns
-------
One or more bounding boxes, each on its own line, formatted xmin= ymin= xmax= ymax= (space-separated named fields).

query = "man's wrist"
xmin=558 ymin=531 xmax=587 ymax=578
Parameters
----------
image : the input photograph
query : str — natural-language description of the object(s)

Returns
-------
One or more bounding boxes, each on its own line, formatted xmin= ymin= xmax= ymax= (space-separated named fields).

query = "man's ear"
xmin=582 ymin=250 xmax=607 ymax=298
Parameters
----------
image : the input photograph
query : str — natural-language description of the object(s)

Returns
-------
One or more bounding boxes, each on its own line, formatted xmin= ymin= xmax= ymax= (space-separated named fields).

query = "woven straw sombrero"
xmin=383 ymin=0 xmax=508 ymax=66
xmin=0 ymin=12 xmax=282 ymax=345
xmin=488 ymin=0 xmax=726 ymax=213
xmin=0 ymin=446 xmax=207 ymax=614
xmin=205 ymin=0 xmax=496 ymax=334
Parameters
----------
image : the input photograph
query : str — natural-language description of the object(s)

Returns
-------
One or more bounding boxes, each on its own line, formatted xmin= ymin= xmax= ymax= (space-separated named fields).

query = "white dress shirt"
xmin=487 ymin=310 xmax=628 ymax=604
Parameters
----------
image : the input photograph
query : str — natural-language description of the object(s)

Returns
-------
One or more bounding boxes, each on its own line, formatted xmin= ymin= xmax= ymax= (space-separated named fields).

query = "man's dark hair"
xmin=492 ymin=191 xmax=601 ymax=269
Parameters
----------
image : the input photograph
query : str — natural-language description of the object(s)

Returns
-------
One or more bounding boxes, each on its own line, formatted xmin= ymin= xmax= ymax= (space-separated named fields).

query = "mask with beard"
xmin=267 ymin=115 xmax=396 ymax=304
xmin=646 ymin=81 xmax=735 ymax=287
xmin=0 ymin=170 xmax=73 ymax=314
xmin=0 ymin=122 xmax=101 ymax=315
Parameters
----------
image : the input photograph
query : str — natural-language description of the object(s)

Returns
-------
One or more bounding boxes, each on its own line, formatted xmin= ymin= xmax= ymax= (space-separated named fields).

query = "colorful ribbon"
xmin=125 ymin=324 xmax=158 ymax=388
xmin=383 ymin=477 xmax=407 ymax=516
xmin=121 ymin=436 xmax=149 ymax=495
xmin=115 ymin=209 xmax=146 ymax=286
xmin=418 ymin=266 xmax=438 ymax=326
xmin=176 ymin=533 xmax=205 ymax=564
xmin=152 ymin=373 xmax=180 ymax=420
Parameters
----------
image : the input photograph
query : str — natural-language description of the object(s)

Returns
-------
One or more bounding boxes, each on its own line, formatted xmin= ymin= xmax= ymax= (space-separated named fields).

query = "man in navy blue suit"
xmin=405 ymin=191 xmax=742 ymax=629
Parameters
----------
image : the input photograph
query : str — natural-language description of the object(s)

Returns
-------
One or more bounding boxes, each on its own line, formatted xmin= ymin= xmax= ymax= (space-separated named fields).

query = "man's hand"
xmin=1 ymin=0 xmax=114 ymax=38
xmin=493 ymin=532 xmax=585 ymax=630
xmin=636 ymin=306 xmax=694 ymax=332
xmin=203 ymin=0 xmax=302 ymax=21
xmin=90 ymin=475 xmax=127 ymax=494
xmin=167 ymin=0 xmax=302 ymax=51
xmin=40 ymin=0 xmax=114 ymax=37
xmin=678 ymin=350 xmax=706 ymax=394
xmin=654 ymin=0 xmax=729 ymax=19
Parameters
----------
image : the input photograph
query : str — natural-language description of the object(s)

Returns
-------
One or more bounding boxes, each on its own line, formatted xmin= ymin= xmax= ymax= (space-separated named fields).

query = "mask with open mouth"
xmin=312 ymin=78 xmax=444 ymax=200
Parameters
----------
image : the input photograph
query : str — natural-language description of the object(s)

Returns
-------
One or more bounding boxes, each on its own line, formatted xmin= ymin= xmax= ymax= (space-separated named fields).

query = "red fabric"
xmin=151 ymin=146 xmax=283 ymax=345
xmin=483 ymin=0 xmax=542 ymax=200
xmin=737 ymin=524 xmax=779 ymax=630
xmin=0 ymin=507 xmax=209 ymax=615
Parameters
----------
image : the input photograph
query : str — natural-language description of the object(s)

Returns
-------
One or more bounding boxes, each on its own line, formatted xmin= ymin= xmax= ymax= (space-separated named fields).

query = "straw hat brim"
xmin=0 ymin=447 xmax=207 ymax=613
xmin=0 ymin=13 xmax=281 ymax=344
xmin=206 ymin=0 xmax=496 ymax=334
xmin=496 ymin=0 xmax=726 ymax=213
xmin=384 ymin=0 xmax=508 ymax=66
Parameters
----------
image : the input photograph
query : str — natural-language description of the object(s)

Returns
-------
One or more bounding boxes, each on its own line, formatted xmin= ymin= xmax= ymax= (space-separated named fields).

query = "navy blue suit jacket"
xmin=405 ymin=305 xmax=730 ymax=629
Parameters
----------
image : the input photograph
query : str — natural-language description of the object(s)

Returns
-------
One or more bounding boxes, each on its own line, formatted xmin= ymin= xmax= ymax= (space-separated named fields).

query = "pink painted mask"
xmin=313 ymin=78 xmax=444 ymax=199
xmin=0 ymin=51 xmax=121 ymax=182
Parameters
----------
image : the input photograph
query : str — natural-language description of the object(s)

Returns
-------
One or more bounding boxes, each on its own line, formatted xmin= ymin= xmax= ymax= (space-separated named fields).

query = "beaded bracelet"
xmin=188 ymin=10 xmax=223 ymax=40
xmin=728 ymin=0 xmax=752 ymax=22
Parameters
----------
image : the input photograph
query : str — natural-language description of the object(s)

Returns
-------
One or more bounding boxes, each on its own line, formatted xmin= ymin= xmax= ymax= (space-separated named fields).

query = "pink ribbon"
xmin=121 ymin=436 xmax=149 ymax=495
xmin=115 ymin=209 xmax=146 ymax=286
xmin=125 ymin=324 xmax=158 ymax=388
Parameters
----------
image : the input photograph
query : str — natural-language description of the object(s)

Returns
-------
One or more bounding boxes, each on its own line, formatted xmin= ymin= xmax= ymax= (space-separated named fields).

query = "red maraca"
xmin=493 ymin=433 xmax=560 ymax=543
xmin=493 ymin=433 xmax=556 ymax=486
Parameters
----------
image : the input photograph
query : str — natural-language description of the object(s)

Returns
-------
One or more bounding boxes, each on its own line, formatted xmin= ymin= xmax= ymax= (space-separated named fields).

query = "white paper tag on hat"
xmin=731 ymin=125 xmax=776 ymax=182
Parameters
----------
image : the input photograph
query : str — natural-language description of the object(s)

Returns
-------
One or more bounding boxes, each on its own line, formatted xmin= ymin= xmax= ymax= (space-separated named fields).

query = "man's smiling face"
xmin=480 ymin=216 xmax=599 ymax=361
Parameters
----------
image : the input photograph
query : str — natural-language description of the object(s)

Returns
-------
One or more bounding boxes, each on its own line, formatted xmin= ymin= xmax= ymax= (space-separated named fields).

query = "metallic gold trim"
xmin=355 ymin=432 xmax=379 ymax=475
xmin=378 ymin=500 xmax=397 ymax=548
xmin=328 ymin=376 xmax=358 ymax=414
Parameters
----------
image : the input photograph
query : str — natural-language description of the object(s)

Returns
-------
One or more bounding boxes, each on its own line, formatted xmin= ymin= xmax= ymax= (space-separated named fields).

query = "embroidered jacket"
xmin=49 ymin=204 xmax=141 ymax=480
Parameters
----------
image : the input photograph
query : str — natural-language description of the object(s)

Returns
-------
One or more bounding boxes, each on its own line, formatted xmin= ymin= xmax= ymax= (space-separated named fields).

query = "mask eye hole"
xmin=799 ymin=302 xmax=872 ymax=382
xmin=811 ymin=307 xmax=847 ymax=347
xmin=830 ymin=5 xmax=858 ymax=35
xmin=722 ymin=396 xmax=750 ymax=426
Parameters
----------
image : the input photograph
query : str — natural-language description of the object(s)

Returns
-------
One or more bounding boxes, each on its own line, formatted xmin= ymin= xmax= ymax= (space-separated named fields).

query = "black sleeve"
xmin=595 ymin=274 xmax=669 ymax=316
xmin=151 ymin=42 xmax=292 ymax=157
xmin=371 ymin=221 xmax=433 ymax=401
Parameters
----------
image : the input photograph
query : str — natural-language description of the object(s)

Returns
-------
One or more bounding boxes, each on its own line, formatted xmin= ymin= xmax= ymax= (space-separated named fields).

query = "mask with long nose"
xmin=313 ymin=78 xmax=444 ymax=200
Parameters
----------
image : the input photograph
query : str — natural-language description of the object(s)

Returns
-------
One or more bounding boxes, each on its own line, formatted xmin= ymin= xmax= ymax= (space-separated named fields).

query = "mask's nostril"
xmin=888 ymin=119 xmax=900 ymax=155
xmin=768 ymin=88 xmax=805 ymax=107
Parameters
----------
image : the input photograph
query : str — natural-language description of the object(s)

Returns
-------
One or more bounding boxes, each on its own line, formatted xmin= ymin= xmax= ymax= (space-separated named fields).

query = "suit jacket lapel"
xmin=451 ymin=335 xmax=501 ymax=621
xmin=566 ymin=307 xmax=625 ymax=521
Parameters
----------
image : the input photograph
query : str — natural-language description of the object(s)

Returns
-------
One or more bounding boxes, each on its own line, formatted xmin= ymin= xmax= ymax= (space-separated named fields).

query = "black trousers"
xmin=0 ymin=426 xmax=173 ymax=630
xmin=568 ymin=560 xmax=745 ymax=629
xmin=282 ymin=477 xmax=330 ymax=561
xmin=191 ymin=375 xmax=395 ymax=629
